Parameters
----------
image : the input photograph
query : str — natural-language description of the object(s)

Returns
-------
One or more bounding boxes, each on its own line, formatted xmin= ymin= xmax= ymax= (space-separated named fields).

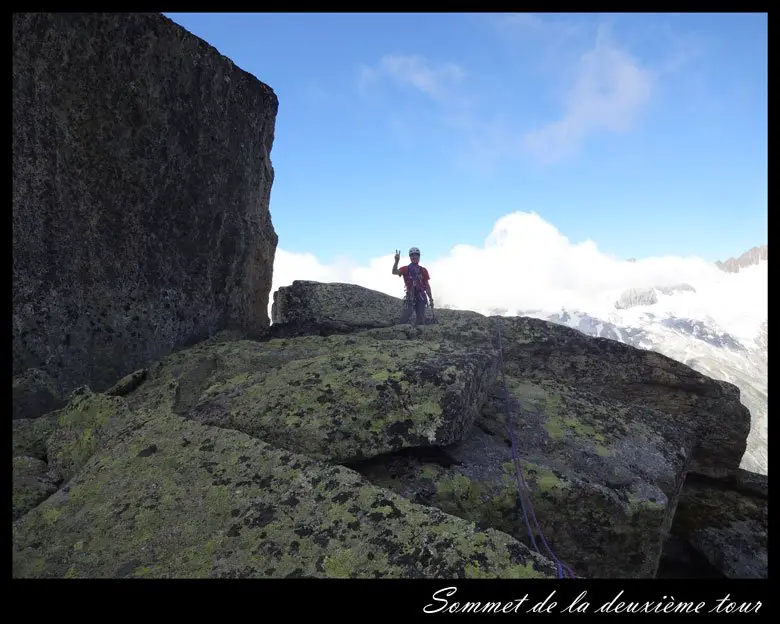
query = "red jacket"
xmin=398 ymin=263 xmax=430 ymax=295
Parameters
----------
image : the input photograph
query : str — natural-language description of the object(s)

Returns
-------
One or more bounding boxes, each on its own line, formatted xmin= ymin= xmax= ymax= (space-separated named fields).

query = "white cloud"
xmin=269 ymin=212 xmax=762 ymax=337
xmin=360 ymin=54 xmax=467 ymax=101
xmin=360 ymin=20 xmax=656 ymax=168
xmin=357 ymin=64 xmax=379 ymax=96
xmin=493 ymin=12 xmax=585 ymax=66
xmin=302 ymin=82 xmax=335 ymax=105
xmin=522 ymin=24 xmax=654 ymax=164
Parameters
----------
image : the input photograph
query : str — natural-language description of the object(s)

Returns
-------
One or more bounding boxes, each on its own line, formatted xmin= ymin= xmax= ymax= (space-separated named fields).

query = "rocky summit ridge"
xmin=13 ymin=281 xmax=767 ymax=579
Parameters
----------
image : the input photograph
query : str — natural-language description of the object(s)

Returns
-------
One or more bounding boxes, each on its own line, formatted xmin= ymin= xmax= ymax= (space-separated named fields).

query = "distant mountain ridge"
xmin=535 ymin=245 xmax=768 ymax=475
xmin=716 ymin=245 xmax=767 ymax=273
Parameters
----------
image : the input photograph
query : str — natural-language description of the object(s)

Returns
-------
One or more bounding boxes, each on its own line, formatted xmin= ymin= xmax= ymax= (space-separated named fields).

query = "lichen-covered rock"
xmin=272 ymin=286 xmax=754 ymax=578
xmin=106 ymin=369 xmax=148 ymax=397
xmin=13 ymin=368 xmax=65 ymax=420
xmin=270 ymin=280 xmax=488 ymax=337
xmin=272 ymin=283 xmax=749 ymax=484
xmin=13 ymin=12 xmax=278 ymax=397
xmin=45 ymin=388 xmax=135 ymax=482
xmin=669 ymin=473 xmax=767 ymax=579
xmin=10 ymin=275 xmax=762 ymax=579
xmin=12 ymin=413 xmax=59 ymax=461
xmin=494 ymin=316 xmax=750 ymax=482
xmin=12 ymin=408 xmax=557 ymax=579
xmin=270 ymin=281 xmax=405 ymax=331
xmin=126 ymin=334 xmax=498 ymax=463
xmin=13 ymin=456 xmax=61 ymax=520
xmin=354 ymin=377 xmax=687 ymax=579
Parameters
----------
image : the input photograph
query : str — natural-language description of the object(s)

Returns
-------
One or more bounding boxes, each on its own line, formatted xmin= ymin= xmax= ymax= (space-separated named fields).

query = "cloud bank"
xmin=269 ymin=212 xmax=765 ymax=340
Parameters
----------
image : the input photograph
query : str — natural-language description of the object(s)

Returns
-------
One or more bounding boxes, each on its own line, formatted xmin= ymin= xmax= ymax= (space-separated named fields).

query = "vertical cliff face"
xmin=13 ymin=13 xmax=278 ymax=399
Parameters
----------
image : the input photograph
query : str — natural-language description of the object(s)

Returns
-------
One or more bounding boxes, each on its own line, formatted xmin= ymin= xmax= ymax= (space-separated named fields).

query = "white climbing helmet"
xmin=409 ymin=247 xmax=421 ymax=256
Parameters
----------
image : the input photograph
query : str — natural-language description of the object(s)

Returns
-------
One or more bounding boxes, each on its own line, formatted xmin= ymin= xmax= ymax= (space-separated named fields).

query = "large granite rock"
xmin=270 ymin=280 xmax=406 ymax=332
xmin=124 ymin=333 xmax=498 ymax=463
xmin=12 ymin=400 xmax=557 ymax=579
xmin=494 ymin=317 xmax=750 ymax=482
xmin=272 ymin=282 xmax=753 ymax=578
xmin=273 ymin=282 xmax=751 ymax=481
xmin=13 ymin=12 xmax=278 ymax=397
xmin=13 ymin=368 xmax=66 ymax=420
xmin=353 ymin=378 xmax=689 ymax=579
xmin=667 ymin=470 xmax=767 ymax=579
xmin=44 ymin=388 xmax=135 ymax=483
xmin=13 ymin=456 xmax=61 ymax=521
xmin=10 ymin=286 xmax=762 ymax=578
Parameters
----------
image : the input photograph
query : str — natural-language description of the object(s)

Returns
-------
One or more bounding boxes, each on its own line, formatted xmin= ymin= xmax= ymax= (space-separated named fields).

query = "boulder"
xmin=270 ymin=280 xmax=406 ymax=332
xmin=270 ymin=281 xmax=487 ymax=336
xmin=13 ymin=12 xmax=278 ymax=398
xmin=125 ymin=333 xmax=498 ymax=463
xmin=12 ymin=414 xmax=58 ymax=462
xmin=105 ymin=369 xmax=148 ymax=397
xmin=13 ymin=456 xmax=61 ymax=521
xmin=13 ymin=368 xmax=65 ymax=420
xmin=495 ymin=316 xmax=750 ymax=481
xmin=668 ymin=471 xmax=767 ymax=579
xmin=353 ymin=369 xmax=690 ymax=578
xmin=45 ymin=389 xmax=135 ymax=483
xmin=12 ymin=406 xmax=557 ymax=579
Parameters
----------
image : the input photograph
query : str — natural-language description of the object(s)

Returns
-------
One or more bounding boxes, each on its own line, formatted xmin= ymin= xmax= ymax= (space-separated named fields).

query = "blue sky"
xmin=165 ymin=12 xmax=767 ymax=272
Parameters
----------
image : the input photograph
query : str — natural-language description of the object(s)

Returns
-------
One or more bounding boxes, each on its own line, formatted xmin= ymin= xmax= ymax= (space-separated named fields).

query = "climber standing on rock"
xmin=392 ymin=247 xmax=434 ymax=325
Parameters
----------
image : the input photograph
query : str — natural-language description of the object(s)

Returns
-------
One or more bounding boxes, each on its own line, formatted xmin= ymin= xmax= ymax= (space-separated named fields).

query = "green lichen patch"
xmin=356 ymin=440 xmax=673 ymax=579
xmin=12 ymin=413 xmax=59 ymax=461
xmin=197 ymin=340 xmax=495 ymax=463
xmin=12 ymin=407 xmax=556 ymax=579
xmin=509 ymin=379 xmax=614 ymax=449
xmin=125 ymin=339 xmax=299 ymax=413
xmin=502 ymin=374 xmax=686 ymax=495
xmin=45 ymin=388 xmax=135 ymax=482
xmin=13 ymin=456 xmax=61 ymax=520
xmin=128 ymin=334 xmax=497 ymax=464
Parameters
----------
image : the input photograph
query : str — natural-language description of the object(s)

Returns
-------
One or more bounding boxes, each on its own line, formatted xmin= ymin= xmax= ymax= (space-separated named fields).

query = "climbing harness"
xmin=403 ymin=262 xmax=438 ymax=325
xmin=493 ymin=318 xmax=576 ymax=579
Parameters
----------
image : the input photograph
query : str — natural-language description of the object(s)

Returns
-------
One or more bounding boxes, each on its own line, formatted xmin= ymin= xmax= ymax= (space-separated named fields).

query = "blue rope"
xmin=494 ymin=318 xmax=577 ymax=579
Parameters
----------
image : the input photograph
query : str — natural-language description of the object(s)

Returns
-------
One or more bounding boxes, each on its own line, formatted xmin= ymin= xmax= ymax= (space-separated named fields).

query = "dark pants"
xmin=400 ymin=295 xmax=427 ymax=325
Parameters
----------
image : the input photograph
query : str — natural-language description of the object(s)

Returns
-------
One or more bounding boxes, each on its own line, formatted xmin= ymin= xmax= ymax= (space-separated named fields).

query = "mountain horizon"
xmin=538 ymin=243 xmax=767 ymax=475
